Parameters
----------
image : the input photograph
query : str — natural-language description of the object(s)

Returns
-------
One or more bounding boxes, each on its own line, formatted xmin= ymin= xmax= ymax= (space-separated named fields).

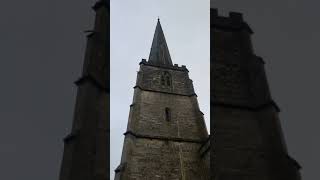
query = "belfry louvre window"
xmin=165 ymin=107 xmax=171 ymax=121
xmin=161 ymin=71 xmax=171 ymax=87
xmin=166 ymin=76 xmax=171 ymax=86
xmin=161 ymin=76 xmax=165 ymax=85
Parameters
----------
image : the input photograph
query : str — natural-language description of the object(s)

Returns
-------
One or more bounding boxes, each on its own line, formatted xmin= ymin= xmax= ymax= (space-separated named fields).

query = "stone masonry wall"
xmin=120 ymin=136 xmax=208 ymax=180
xmin=127 ymin=89 xmax=208 ymax=141
xmin=137 ymin=65 xmax=195 ymax=96
xmin=116 ymin=63 xmax=209 ymax=179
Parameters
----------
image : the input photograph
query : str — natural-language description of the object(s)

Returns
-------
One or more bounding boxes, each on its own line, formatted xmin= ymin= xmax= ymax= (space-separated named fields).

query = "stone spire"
xmin=148 ymin=19 xmax=173 ymax=66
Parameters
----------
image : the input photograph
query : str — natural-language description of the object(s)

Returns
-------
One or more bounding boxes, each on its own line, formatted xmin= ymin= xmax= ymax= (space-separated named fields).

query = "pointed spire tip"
xmin=148 ymin=18 xmax=173 ymax=66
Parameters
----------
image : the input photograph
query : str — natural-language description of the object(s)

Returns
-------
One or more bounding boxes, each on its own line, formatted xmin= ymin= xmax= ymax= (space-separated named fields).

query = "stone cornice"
xmin=134 ymin=85 xmax=197 ymax=97
xmin=212 ymin=100 xmax=280 ymax=112
xmin=139 ymin=59 xmax=189 ymax=72
xmin=199 ymin=136 xmax=210 ymax=157
xmin=75 ymin=74 xmax=109 ymax=93
xmin=63 ymin=131 xmax=78 ymax=143
xmin=124 ymin=131 xmax=207 ymax=144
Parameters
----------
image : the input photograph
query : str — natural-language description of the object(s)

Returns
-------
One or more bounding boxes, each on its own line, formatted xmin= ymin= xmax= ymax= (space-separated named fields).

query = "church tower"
xmin=58 ymin=1 xmax=109 ymax=180
xmin=115 ymin=20 xmax=209 ymax=180
xmin=211 ymin=9 xmax=301 ymax=180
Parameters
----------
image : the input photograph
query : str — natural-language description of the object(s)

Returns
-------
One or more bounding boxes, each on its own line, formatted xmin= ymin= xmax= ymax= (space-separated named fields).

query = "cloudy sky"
xmin=110 ymin=0 xmax=210 ymax=178
xmin=0 ymin=0 xmax=96 ymax=179
xmin=212 ymin=0 xmax=320 ymax=179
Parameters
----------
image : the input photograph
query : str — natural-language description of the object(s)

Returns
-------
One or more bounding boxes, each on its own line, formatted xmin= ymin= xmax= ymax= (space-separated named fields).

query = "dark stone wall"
xmin=59 ymin=1 xmax=109 ymax=180
xmin=82 ymin=1 xmax=108 ymax=90
xmin=212 ymin=28 xmax=271 ymax=107
xmin=211 ymin=9 xmax=301 ymax=180
xmin=212 ymin=106 xmax=301 ymax=180
xmin=59 ymin=81 xmax=108 ymax=180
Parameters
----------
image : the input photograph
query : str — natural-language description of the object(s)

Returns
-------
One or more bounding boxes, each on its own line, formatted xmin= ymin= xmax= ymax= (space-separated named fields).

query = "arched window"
xmin=161 ymin=71 xmax=171 ymax=87
xmin=161 ymin=76 xmax=165 ymax=86
xmin=166 ymin=76 xmax=171 ymax=86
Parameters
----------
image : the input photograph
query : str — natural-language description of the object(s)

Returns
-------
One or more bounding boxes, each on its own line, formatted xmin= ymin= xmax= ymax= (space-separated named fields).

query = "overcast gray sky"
xmin=0 ymin=0 xmax=96 ymax=179
xmin=212 ymin=0 xmax=319 ymax=179
xmin=110 ymin=0 xmax=210 ymax=178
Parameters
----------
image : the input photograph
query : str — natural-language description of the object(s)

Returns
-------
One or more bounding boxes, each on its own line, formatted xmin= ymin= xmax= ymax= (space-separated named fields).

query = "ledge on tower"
xmin=139 ymin=59 xmax=189 ymax=72
xmin=115 ymin=163 xmax=126 ymax=173
xmin=211 ymin=8 xmax=253 ymax=34
xmin=199 ymin=135 xmax=210 ymax=157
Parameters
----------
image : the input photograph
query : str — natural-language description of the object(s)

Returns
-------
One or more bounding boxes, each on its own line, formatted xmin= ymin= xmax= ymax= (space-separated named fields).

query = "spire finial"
xmin=157 ymin=16 xmax=160 ymax=22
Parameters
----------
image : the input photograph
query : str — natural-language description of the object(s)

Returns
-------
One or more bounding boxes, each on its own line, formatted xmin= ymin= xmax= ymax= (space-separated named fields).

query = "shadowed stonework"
xmin=58 ymin=1 xmax=109 ymax=180
xmin=115 ymin=20 xmax=210 ymax=180
xmin=211 ymin=8 xmax=302 ymax=180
